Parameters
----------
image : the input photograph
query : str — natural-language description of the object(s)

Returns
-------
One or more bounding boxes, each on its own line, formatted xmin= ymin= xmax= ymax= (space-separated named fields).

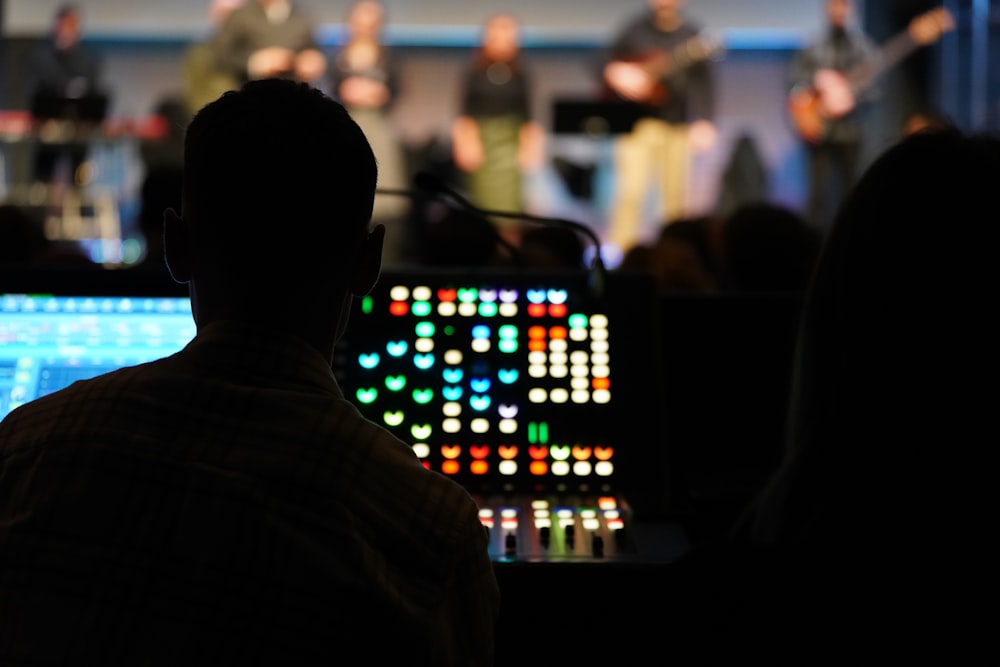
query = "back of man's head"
xmin=181 ymin=79 xmax=377 ymax=295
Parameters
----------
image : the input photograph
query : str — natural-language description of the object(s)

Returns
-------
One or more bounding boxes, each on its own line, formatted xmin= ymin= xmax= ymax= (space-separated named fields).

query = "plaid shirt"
xmin=0 ymin=321 xmax=498 ymax=666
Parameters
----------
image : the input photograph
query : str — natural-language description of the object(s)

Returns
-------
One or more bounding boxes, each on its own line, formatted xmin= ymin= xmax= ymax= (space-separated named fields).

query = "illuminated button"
xmin=412 ymin=443 xmax=431 ymax=458
xmin=389 ymin=301 xmax=409 ymax=316
xmin=528 ymin=339 xmax=546 ymax=352
xmin=593 ymin=390 xmax=611 ymax=404
xmin=531 ymin=499 xmax=550 ymax=510
xmin=411 ymin=301 xmax=432 ymax=317
xmin=583 ymin=518 xmax=600 ymax=531
xmin=568 ymin=314 xmax=588 ymax=328
xmin=549 ymin=326 xmax=567 ymax=339
xmin=415 ymin=322 xmax=435 ymax=337
xmin=499 ymin=460 xmax=518 ymax=475
xmin=548 ymin=304 xmax=567 ymax=318
xmin=457 ymin=288 xmax=478 ymax=303
xmin=607 ymin=518 xmax=625 ymax=531
xmin=442 ymin=418 xmax=461 ymax=433
xmin=603 ymin=510 xmax=620 ymax=520
xmin=498 ymin=445 xmax=518 ymax=459
xmin=479 ymin=508 xmax=494 ymax=519
xmin=470 ymin=460 xmax=489 ymax=475
xmin=549 ymin=365 xmax=568 ymax=379
xmin=528 ymin=364 xmax=547 ymax=378
xmin=528 ymin=325 xmax=546 ymax=340
xmin=472 ymin=324 xmax=490 ymax=339
xmin=390 ymin=286 xmax=410 ymax=301
xmin=550 ymin=388 xmax=569 ymax=403
xmin=592 ymin=365 xmax=610 ymax=379
xmin=498 ymin=404 xmax=518 ymax=418
xmin=534 ymin=509 xmax=550 ymax=519
xmin=478 ymin=302 xmax=498 ymax=317
xmin=436 ymin=288 xmax=456 ymax=302
xmin=591 ymin=352 xmax=610 ymax=365
xmin=527 ymin=304 xmax=546 ymax=318
xmin=549 ymin=338 xmax=568 ymax=353
xmin=591 ymin=314 xmax=608 ymax=328
xmin=528 ymin=388 xmax=548 ymax=403
xmin=442 ymin=402 xmax=462 ymax=417
xmin=471 ymin=418 xmax=490 ymax=434
xmin=591 ymin=328 xmax=609 ymax=341
xmin=444 ymin=349 xmax=463 ymax=365
xmin=442 ymin=460 xmax=459 ymax=475
xmin=529 ymin=461 xmax=548 ymax=475
xmin=556 ymin=508 xmax=574 ymax=520
xmin=413 ymin=387 xmax=434 ymax=405
xmin=498 ymin=339 xmax=518 ymax=353
xmin=548 ymin=352 xmax=567 ymax=365
xmin=570 ymin=365 xmax=589 ymax=377
xmin=595 ymin=447 xmax=614 ymax=461
xmin=471 ymin=339 xmax=490 ymax=353
xmin=571 ymin=377 xmax=589 ymax=390
xmin=592 ymin=377 xmax=611 ymax=390
xmin=458 ymin=302 xmax=478 ymax=317
xmin=591 ymin=340 xmax=609 ymax=353
xmin=499 ymin=289 xmax=518 ymax=303
xmin=598 ymin=497 xmax=617 ymax=510
xmin=527 ymin=289 xmax=546 ymax=304
xmin=547 ymin=289 xmax=568 ymax=304
xmin=498 ymin=419 xmax=518 ymax=434
xmin=479 ymin=289 xmax=497 ymax=302
xmin=569 ymin=328 xmax=588 ymax=342
xmin=412 ymin=286 xmax=432 ymax=301
xmin=498 ymin=303 xmax=517 ymax=317
xmin=414 ymin=338 xmax=434 ymax=353
xmin=441 ymin=445 xmax=461 ymax=459
xmin=470 ymin=445 xmax=489 ymax=459
xmin=595 ymin=461 xmax=614 ymax=476
xmin=580 ymin=509 xmax=598 ymax=519
xmin=501 ymin=508 xmax=518 ymax=519
xmin=573 ymin=461 xmax=593 ymax=476
xmin=571 ymin=390 xmax=590 ymax=403
xmin=438 ymin=302 xmax=457 ymax=316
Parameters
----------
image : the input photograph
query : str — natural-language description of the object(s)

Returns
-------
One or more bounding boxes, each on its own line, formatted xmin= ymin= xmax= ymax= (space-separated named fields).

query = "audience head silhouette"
xmin=752 ymin=128 xmax=999 ymax=562
xmin=164 ymin=78 xmax=384 ymax=360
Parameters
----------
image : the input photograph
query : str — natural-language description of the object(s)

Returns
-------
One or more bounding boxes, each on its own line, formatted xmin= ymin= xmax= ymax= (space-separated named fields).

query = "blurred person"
xmin=452 ymin=13 xmax=545 ymax=249
xmin=0 ymin=79 xmax=498 ymax=666
xmin=211 ymin=0 xmax=326 ymax=85
xmin=25 ymin=4 xmax=106 ymax=187
xmin=788 ymin=1 xmax=953 ymax=231
xmin=183 ymin=0 xmax=245 ymax=116
xmin=331 ymin=0 xmax=410 ymax=265
xmin=600 ymin=0 xmax=719 ymax=254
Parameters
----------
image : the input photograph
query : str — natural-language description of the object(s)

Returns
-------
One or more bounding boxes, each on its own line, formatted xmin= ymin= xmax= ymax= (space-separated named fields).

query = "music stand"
xmin=551 ymin=98 xmax=645 ymax=137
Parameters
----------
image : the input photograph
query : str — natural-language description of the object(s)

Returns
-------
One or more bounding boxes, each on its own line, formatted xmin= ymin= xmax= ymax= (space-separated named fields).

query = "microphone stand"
xmin=408 ymin=174 xmax=608 ymax=299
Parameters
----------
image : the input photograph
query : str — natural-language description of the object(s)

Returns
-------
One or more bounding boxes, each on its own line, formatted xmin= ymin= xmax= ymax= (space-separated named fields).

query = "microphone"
xmin=413 ymin=171 xmax=607 ymax=298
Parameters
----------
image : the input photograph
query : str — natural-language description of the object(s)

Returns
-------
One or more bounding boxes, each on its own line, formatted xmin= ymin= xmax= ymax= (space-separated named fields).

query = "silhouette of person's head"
xmin=721 ymin=202 xmax=822 ymax=292
xmin=751 ymin=129 xmax=1000 ymax=551
xmin=164 ymin=78 xmax=384 ymax=360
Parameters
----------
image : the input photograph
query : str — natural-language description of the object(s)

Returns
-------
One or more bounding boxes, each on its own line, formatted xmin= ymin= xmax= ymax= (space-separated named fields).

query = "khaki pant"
xmin=608 ymin=118 xmax=690 ymax=252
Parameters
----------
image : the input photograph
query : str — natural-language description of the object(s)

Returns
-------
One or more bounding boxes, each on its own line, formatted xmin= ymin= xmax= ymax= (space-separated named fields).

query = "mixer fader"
xmin=477 ymin=494 xmax=633 ymax=561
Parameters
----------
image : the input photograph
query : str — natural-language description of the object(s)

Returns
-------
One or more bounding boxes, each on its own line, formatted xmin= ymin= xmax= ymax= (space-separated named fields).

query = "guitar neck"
xmin=847 ymin=28 xmax=920 ymax=94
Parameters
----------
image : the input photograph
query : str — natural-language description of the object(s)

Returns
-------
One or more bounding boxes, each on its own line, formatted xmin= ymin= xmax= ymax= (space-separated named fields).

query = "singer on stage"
xmin=600 ymin=0 xmax=718 ymax=255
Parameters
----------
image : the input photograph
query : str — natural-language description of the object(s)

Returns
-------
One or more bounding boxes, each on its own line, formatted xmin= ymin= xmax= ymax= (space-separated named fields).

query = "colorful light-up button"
xmin=498 ymin=445 xmax=518 ymax=460
xmin=389 ymin=301 xmax=409 ymax=316
xmin=548 ymin=304 xmax=567 ymax=318
xmin=442 ymin=460 xmax=460 ymax=475
xmin=437 ymin=288 xmax=457 ymax=302
xmin=573 ymin=461 xmax=593 ymax=476
xmin=470 ymin=460 xmax=489 ymax=475
xmin=595 ymin=461 xmax=614 ymax=476
xmin=527 ymin=303 xmax=546 ymax=318
xmin=412 ymin=286 xmax=432 ymax=301
xmin=499 ymin=460 xmax=518 ymax=475
xmin=411 ymin=301 xmax=431 ymax=317
xmin=441 ymin=445 xmax=461 ymax=459
xmin=571 ymin=390 xmax=590 ymax=403
xmin=529 ymin=461 xmax=548 ymax=475
xmin=438 ymin=302 xmax=457 ymax=316
xmin=414 ymin=338 xmax=434 ymax=353
xmin=412 ymin=443 xmax=430 ymax=458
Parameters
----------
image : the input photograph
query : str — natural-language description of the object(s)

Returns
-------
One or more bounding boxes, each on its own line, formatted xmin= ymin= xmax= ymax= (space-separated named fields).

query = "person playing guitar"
xmin=600 ymin=0 xmax=720 ymax=256
xmin=788 ymin=0 xmax=954 ymax=231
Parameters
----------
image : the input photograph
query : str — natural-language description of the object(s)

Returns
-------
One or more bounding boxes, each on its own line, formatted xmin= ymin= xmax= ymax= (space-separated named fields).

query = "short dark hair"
xmin=182 ymin=79 xmax=377 ymax=278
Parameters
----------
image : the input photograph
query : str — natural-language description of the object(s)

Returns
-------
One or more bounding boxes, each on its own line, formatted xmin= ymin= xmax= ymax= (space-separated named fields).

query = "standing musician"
xmin=789 ymin=0 xmax=954 ymax=232
xmin=601 ymin=0 xmax=719 ymax=256
xmin=211 ymin=0 xmax=326 ymax=86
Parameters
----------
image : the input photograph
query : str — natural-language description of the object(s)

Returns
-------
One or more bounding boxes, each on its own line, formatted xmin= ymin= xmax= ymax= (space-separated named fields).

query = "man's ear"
xmin=352 ymin=224 xmax=385 ymax=296
xmin=163 ymin=208 xmax=192 ymax=283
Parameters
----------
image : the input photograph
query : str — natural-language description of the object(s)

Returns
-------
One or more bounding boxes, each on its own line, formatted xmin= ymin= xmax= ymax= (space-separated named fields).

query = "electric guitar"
xmin=788 ymin=7 xmax=954 ymax=144
xmin=604 ymin=33 xmax=725 ymax=107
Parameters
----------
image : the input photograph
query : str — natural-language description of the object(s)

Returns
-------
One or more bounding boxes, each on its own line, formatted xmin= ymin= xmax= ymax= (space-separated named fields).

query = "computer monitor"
xmin=0 ymin=268 xmax=192 ymax=421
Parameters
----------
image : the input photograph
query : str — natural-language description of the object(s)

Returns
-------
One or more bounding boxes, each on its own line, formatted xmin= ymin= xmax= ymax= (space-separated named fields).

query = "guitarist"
xmin=789 ymin=0 xmax=879 ymax=232
xmin=600 ymin=0 xmax=718 ymax=255
xmin=789 ymin=1 xmax=953 ymax=232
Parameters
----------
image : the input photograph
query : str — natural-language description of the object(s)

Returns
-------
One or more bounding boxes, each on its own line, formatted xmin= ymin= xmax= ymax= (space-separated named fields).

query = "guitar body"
xmin=788 ymin=86 xmax=828 ymax=145
xmin=602 ymin=34 xmax=724 ymax=108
